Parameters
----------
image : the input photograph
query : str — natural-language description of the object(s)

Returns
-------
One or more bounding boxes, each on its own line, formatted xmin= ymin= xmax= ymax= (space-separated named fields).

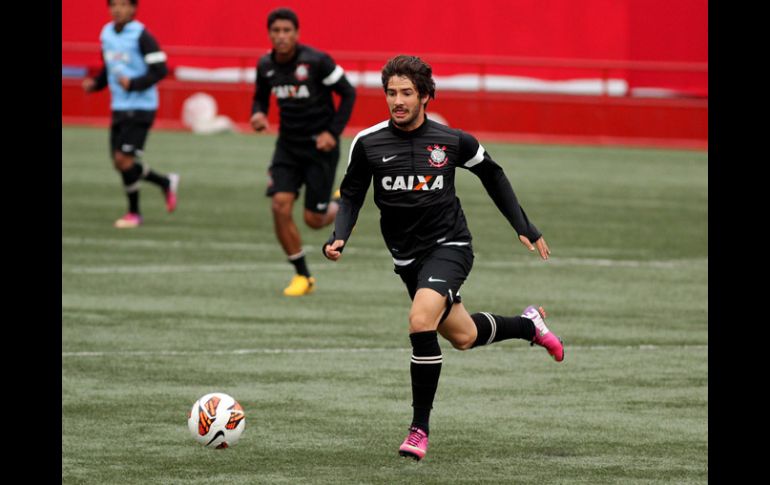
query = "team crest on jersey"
xmin=427 ymin=145 xmax=449 ymax=168
xmin=295 ymin=63 xmax=310 ymax=81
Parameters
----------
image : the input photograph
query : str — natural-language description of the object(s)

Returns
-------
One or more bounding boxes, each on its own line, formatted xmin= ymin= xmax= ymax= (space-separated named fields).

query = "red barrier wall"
xmin=62 ymin=0 xmax=707 ymax=94
xmin=61 ymin=0 xmax=707 ymax=149
xmin=62 ymin=78 xmax=707 ymax=149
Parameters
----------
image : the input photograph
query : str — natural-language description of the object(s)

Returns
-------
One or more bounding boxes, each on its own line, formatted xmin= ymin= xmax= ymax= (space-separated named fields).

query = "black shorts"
xmin=265 ymin=138 xmax=340 ymax=213
xmin=110 ymin=110 xmax=156 ymax=157
xmin=394 ymin=244 xmax=474 ymax=307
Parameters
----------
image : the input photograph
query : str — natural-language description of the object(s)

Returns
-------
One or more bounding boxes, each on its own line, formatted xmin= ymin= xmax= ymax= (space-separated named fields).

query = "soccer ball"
xmin=187 ymin=392 xmax=245 ymax=449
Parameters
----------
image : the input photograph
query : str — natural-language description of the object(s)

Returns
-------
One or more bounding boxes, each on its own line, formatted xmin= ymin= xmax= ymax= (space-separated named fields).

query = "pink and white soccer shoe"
xmin=398 ymin=426 xmax=429 ymax=461
xmin=523 ymin=305 xmax=564 ymax=362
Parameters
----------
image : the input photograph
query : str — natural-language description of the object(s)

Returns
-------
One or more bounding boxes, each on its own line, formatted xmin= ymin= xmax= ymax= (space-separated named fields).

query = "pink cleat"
xmin=398 ymin=426 xmax=429 ymax=461
xmin=114 ymin=212 xmax=143 ymax=229
xmin=523 ymin=305 xmax=564 ymax=362
xmin=165 ymin=173 xmax=179 ymax=213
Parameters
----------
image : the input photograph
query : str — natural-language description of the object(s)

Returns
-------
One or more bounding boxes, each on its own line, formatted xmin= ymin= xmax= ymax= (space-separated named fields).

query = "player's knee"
xmin=271 ymin=197 xmax=293 ymax=218
xmin=303 ymin=211 xmax=326 ymax=229
xmin=408 ymin=311 xmax=436 ymax=333
xmin=112 ymin=152 xmax=133 ymax=171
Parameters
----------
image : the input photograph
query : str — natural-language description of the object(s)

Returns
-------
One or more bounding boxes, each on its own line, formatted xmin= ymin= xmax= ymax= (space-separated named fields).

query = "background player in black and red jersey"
xmin=250 ymin=8 xmax=356 ymax=296
xmin=323 ymin=55 xmax=564 ymax=461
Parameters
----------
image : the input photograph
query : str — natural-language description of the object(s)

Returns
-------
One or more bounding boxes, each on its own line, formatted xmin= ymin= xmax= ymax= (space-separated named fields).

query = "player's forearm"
xmin=127 ymin=63 xmax=168 ymax=91
xmin=92 ymin=67 xmax=108 ymax=91
xmin=251 ymin=89 xmax=270 ymax=116
xmin=327 ymin=197 xmax=361 ymax=248
xmin=476 ymin=164 xmax=541 ymax=241
xmin=328 ymin=79 xmax=356 ymax=137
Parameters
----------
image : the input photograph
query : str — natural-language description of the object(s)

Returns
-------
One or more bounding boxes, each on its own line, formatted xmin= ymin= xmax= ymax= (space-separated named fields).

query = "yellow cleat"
xmin=283 ymin=275 xmax=316 ymax=296
xmin=332 ymin=189 xmax=341 ymax=202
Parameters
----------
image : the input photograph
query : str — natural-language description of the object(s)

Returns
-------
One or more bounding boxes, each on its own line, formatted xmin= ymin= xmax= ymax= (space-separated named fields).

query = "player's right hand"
xmin=250 ymin=112 xmax=269 ymax=132
xmin=518 ymin=234 xmax=550 ymax=260
xmin=324 ymin=240 xmax=345 ymax=261
xmin=82 ymin=77 xmax=96 ymax=93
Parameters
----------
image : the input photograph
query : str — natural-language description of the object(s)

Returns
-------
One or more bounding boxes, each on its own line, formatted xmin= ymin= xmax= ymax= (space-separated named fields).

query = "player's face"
xmin=386 ymin=76 xmax=429 ymax=131
xmin=109 ymin=0 xmax=136 ymax=26
xmin=269 ymin=20 xmax=299 ymax=59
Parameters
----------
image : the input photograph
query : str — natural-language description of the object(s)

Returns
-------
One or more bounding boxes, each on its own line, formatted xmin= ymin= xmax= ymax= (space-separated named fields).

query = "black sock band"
xmin=470 ymin=313 xmax=535 ymax=347
xmin=409 ymin=330 xmax=442 ymax=434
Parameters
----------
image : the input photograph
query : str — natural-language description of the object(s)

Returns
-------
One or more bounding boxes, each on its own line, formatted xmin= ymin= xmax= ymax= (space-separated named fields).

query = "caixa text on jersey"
xmin=271 ymin=84 xmax=310 ymax=99
xmin=381 ymin=175 xmax=444 ymax=191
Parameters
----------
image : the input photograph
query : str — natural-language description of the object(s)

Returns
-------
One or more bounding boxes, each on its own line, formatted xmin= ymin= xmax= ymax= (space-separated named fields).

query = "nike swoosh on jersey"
xmin=382 ymin=155 xmax=397 ymax=162
xmin=428 ymin=276 xmax=446 ymax=282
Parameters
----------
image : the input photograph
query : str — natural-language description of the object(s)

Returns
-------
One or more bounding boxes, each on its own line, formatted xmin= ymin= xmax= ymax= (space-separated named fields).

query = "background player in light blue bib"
xmin=83 ymin=0 xmax=179 ymax=228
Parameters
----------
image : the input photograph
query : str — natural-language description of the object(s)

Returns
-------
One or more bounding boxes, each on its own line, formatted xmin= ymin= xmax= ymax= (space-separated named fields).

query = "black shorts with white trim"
xmin=393 ymin=243 xmax=474 ymax=303
xmin=265 ymin=138 xmax=340 ymax=213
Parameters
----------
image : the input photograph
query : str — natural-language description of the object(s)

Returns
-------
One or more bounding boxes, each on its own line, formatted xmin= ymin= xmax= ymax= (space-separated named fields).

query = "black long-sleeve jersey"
xmin=327 ymin=117 xmax=542 ymax=263
xmin=251 ymin=44 xmax=356 ymax=141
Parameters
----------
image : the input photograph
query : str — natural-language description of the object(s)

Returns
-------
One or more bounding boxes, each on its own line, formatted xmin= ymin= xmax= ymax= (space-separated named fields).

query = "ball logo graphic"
xmin=187 ymin=392 xmax=245 ymax=449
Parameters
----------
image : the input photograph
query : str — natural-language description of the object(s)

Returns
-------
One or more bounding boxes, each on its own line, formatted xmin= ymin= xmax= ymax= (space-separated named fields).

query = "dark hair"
xmin=381 ymin=55 xmax=436 ymax=103
xmin=107 ymin=0 xmax=138 ymax=5
xmin=267 ymin=7 xmax=299 ymax=30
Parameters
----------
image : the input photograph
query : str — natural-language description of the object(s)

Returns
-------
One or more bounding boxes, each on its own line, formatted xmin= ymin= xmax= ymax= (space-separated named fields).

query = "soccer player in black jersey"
xmin=323 ymin=55 xmax=564 ymax=461
xmin=251 ymin=8 xmax=356 ymax=296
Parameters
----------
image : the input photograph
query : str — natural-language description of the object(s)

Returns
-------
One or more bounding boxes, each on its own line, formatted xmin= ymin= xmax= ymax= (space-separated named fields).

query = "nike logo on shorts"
xmin=382 ymin=155 xmax=397 ymax=162
xmin=428 ymin=276 xmax=446 ymax=283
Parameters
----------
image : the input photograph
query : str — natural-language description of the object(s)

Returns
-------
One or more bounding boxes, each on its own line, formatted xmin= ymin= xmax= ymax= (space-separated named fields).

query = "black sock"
xmin=288 ymin=252 xmax=310 ymax=277
xmin=120 ymin=164 xmax=143 ymax=214
xmin=127 ymin=192 xmax=139 ymax=214
xmin=142 ymin=165 xmax=170 ymax=189
xmin=470 ymin=313 xmax=535 ymax=348
xmin=409 ymin=331 xmax=442 ymax=435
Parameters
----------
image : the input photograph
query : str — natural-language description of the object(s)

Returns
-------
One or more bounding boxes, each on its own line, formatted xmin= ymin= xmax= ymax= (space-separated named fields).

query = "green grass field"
xmin=62 ymin=126 xmax=707 ymax=484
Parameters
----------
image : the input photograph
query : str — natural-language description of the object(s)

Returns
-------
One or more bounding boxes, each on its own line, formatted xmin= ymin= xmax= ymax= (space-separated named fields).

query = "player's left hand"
xmin=324 ymin=240 xmax=345 ymax=261
xmin=519 ymin=235 xmax=550 ymax=260
xmin=118 ymin=77 xmax=131 ymax=90
xmin=316 ymin=131 xmax=337 ymax=152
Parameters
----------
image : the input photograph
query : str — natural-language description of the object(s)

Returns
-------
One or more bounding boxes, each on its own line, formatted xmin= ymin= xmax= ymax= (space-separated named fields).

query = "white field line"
xmin=475 ymin=258 xmax=706 ymax=269
xmin=65 ymin=262 xmax=299 ymax=274
xmin=62 ymin=236 xmax=705 ymax=274
xmin=62 ymin=236 xmax=278 ymax=252
xmin=62 ymin=344 xmax=707 ymax=358
xmin=63 ymin=258 xmax=705 ymax=274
